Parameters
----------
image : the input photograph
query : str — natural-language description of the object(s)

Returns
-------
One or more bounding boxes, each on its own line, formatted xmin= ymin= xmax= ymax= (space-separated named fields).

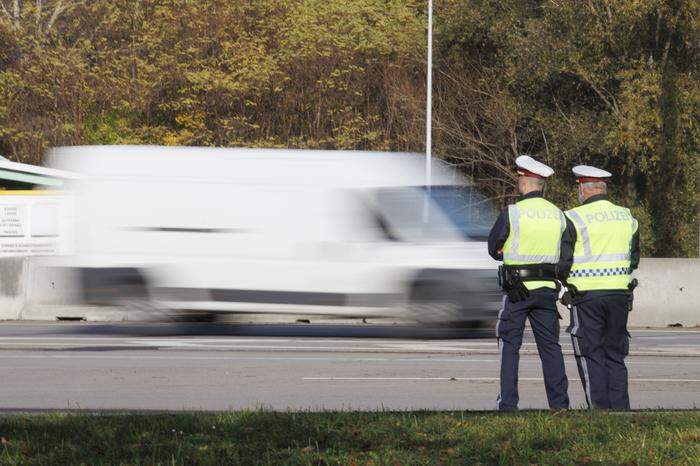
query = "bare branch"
xmin=586 ymin=0 xmax=597 ymax=16
xmin=431 ymin=63 xmax=524 ymax=201
xmin=36 ymin=0 xmax=42 ymax=35
xmin=574 ymin=68 xmax=621 ymax=116
xmin=553 ymin=97 xmax=577 ymax=136
xmin=655 ymin=9 xmax=663 ymax=50
xmin=660 ymin=8 xmax=682 ymax=71
xmin=541 ymin=126 xmax=550 ymax=160
xmin=12 ymin=0 xmax=19 ymax=27
xmin=46 ymin=0 xmax=65 ymax=30
xmin=587 ymin=0 xmax=602 ymax=29
xmin=47 ymin=0 xmax=88 ymax=31
xmin=0 ymin=1 xmax=11 ymax=21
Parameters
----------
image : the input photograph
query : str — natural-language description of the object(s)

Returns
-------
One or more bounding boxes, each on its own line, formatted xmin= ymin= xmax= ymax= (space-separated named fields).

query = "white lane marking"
xmin=628 ymin=329 xmax=700 ymax=334
xmin=0 ymin=339 xmax=684 ymax=350
xmin=382 ymin=342 xmax=497 ymax=348
xmin=2 ymin=334 xmax=696 ymax=344
xmin=304 ymin=377 xmax=512 ymax=381
xmin=303 ymin=377 xmax=700 ymax=383
xmin=630 ymin=336 xmax=700 ymax=340
xmin=0 ymin=353 xmax=694 ymax=365
xmin=0 ymin=338 xmax=517 ymax=349
xmin=628 ymin=378 xmax=700 ymax=382
xmin=135 ymin=340 xmax=202 ymax=348
xmin=0 ymin=337 xmax=525 ymax=347
xmin=147 ymin=340 xmax=504 ymax=348
xmin=0 ymin=342 xmax=698 ymax=358
xmin=0 ymin=340 xmax=498 ymax=351
xmin=0 ymin=337 xmax=505 ymax=345
xmin=0 ymin=354 xmax=499 ymax=363
xmin=132 ymin=342 xmax=503 ymax=352
xmin=0 ymin=343 xmax=138 ymax=346
xmin=133 ymin=340 xmax=574 ymax=350
xmin=16 ymin=336 xmax=690 ymax=350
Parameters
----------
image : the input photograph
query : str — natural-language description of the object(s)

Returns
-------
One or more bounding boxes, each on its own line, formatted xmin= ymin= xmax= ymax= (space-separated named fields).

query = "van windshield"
xmin=375 ymin=185 xmax=496 ymax=242
xmin=423 ymin=185 xmax=495 ymax=240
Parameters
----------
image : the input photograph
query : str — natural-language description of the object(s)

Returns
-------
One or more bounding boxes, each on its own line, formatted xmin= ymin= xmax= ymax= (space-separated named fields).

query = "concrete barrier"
xmin=1 ymin=257 xmax=699 ymax=327
xmin=0 ymin=257 xmax=132 ymax=321
xmin=628 ymin=258 xmax=700 ymax=327
xmin=0 ymin=257 xmax=29 ymax=320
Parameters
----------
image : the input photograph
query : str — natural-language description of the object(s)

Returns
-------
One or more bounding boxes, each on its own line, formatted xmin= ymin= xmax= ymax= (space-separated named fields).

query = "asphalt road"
xmin=0 ymin=323 xmax=698 ymax=412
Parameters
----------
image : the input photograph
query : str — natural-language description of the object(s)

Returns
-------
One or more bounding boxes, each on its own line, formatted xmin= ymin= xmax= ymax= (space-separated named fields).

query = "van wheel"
xmin=408 ymin=282 xmax=471 ymax=327
xmin=117 ymin=298 xmax=172 ymax=322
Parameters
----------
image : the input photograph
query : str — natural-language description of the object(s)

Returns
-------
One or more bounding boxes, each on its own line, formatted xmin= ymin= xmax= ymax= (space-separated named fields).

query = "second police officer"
xmin=562 ymin=165 xmax=640 ymax=410
xmin=488 ymin=155 xmax=572 ymax=411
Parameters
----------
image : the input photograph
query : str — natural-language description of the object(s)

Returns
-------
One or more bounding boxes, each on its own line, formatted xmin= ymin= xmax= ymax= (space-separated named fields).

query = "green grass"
xmin=0 ymin=411 xmax=698 ymax=465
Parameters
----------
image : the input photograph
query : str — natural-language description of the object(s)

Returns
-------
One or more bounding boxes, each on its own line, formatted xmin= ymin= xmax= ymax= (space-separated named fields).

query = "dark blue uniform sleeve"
xmin=487 ymin=209 xmax=509 ymax=261
xmin=557 ymin=217 xmax=576 ymax=277
xmin=630 ymin=230 xmax=640 ymax=270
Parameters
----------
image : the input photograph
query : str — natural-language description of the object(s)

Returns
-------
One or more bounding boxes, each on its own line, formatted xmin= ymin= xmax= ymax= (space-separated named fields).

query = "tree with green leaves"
xmin=432 ymin=0 xmax=699 ymax=256
xmin=0 ymin=0 xmax=697 ymax=256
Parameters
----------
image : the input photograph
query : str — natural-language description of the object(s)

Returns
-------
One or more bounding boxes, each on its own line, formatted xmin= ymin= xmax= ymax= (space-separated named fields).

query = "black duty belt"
xmin=498 ymin=264 xmax=562 ymax=301
xmin=498 ymin=264 xmax=561 ymax=294
xmin=504 ymin=264 xmax=558 ymax=280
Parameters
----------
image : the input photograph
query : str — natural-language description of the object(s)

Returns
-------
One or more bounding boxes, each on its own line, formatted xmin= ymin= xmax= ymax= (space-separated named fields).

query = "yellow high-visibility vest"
xmin=565 ymin=199 xmax=637 ymax=291
xmin=502 ymin=197 xmax=566 ymax=290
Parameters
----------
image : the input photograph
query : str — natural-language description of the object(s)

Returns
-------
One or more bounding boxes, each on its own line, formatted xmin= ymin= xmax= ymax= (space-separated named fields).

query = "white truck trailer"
xmin=48 ymin=146 xmax=501 ymax=326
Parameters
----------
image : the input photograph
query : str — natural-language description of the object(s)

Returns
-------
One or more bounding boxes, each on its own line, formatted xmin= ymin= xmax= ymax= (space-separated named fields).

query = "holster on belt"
xmin=499 ymin=264 xmax=561 ymax=303
xmin=560 ymin=283 xmax=579 ymax=309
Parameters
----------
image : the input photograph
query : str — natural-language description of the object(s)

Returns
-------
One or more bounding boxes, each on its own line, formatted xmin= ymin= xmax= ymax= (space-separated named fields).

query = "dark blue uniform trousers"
xmin=567 ymin=292 xmax=631 ymax=410
xmin=496 ymin=288 xmax=569 ymax=410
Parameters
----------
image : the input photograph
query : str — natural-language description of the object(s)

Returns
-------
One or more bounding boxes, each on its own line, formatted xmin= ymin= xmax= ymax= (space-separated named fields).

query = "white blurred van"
xmin=48 ymin=146 xmax=501 ymax=326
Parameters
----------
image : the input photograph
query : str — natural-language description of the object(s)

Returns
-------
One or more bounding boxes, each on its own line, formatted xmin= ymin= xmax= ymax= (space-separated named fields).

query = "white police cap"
xmin=572 ymin=165 xmax=612 ymax=182
xmin=515 ymin=155 xmax=554 ymax=179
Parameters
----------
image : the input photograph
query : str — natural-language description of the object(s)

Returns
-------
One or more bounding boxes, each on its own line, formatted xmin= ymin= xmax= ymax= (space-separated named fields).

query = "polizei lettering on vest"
xmin=584 ymin=210 xmax=630 ymax=224
xmin=522 ymin=208 xmax=558 ymax=220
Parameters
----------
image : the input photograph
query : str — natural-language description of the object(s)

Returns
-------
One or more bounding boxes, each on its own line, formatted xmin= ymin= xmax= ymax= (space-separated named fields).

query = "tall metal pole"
xmin=426 ymin=0 xmax=433 ymax=191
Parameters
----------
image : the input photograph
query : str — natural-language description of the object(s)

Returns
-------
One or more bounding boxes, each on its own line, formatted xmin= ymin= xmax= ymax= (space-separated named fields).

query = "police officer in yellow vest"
xmin=563 ymin=165 xmax=640 ymax=410
xmin=488 ymin=155 xmax=572 ymax=410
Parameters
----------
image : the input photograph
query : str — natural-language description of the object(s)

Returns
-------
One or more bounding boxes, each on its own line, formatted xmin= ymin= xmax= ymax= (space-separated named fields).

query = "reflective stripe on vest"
xmin=566 ymin=209 xmax=631 ymax=262
xmin=565 ymin=200 xmax=637 ymax=291
xmin=503 ymin=200 xmax=566 ymax=264
xmin=502 ymin=197 xmax=565 ymax=290
xmin=568 ymin=267 xmax=630 ymax=278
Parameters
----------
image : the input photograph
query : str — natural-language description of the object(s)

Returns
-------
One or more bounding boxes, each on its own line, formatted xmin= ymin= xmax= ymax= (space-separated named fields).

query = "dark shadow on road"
xmin=0 ymin=322 xmax=494 ymax=339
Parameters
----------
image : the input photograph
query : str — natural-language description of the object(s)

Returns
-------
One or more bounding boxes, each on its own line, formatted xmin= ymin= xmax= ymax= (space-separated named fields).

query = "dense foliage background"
xmin=0 ymin=0 xmax=697 ymax=256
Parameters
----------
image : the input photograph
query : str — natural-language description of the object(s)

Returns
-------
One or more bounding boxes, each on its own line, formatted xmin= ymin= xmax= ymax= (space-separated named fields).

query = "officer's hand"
xmin=507 ymin=280 xmax=529 ymax=303
xmin=507 ymin=288 xmax=520 ymax=303
xmin=560 ymin=291 xmax=572 ymax=307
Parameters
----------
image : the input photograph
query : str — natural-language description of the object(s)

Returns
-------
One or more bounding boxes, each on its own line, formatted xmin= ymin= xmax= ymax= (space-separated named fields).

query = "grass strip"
xmin=0 ymin=410 xmax=698 ymax=465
